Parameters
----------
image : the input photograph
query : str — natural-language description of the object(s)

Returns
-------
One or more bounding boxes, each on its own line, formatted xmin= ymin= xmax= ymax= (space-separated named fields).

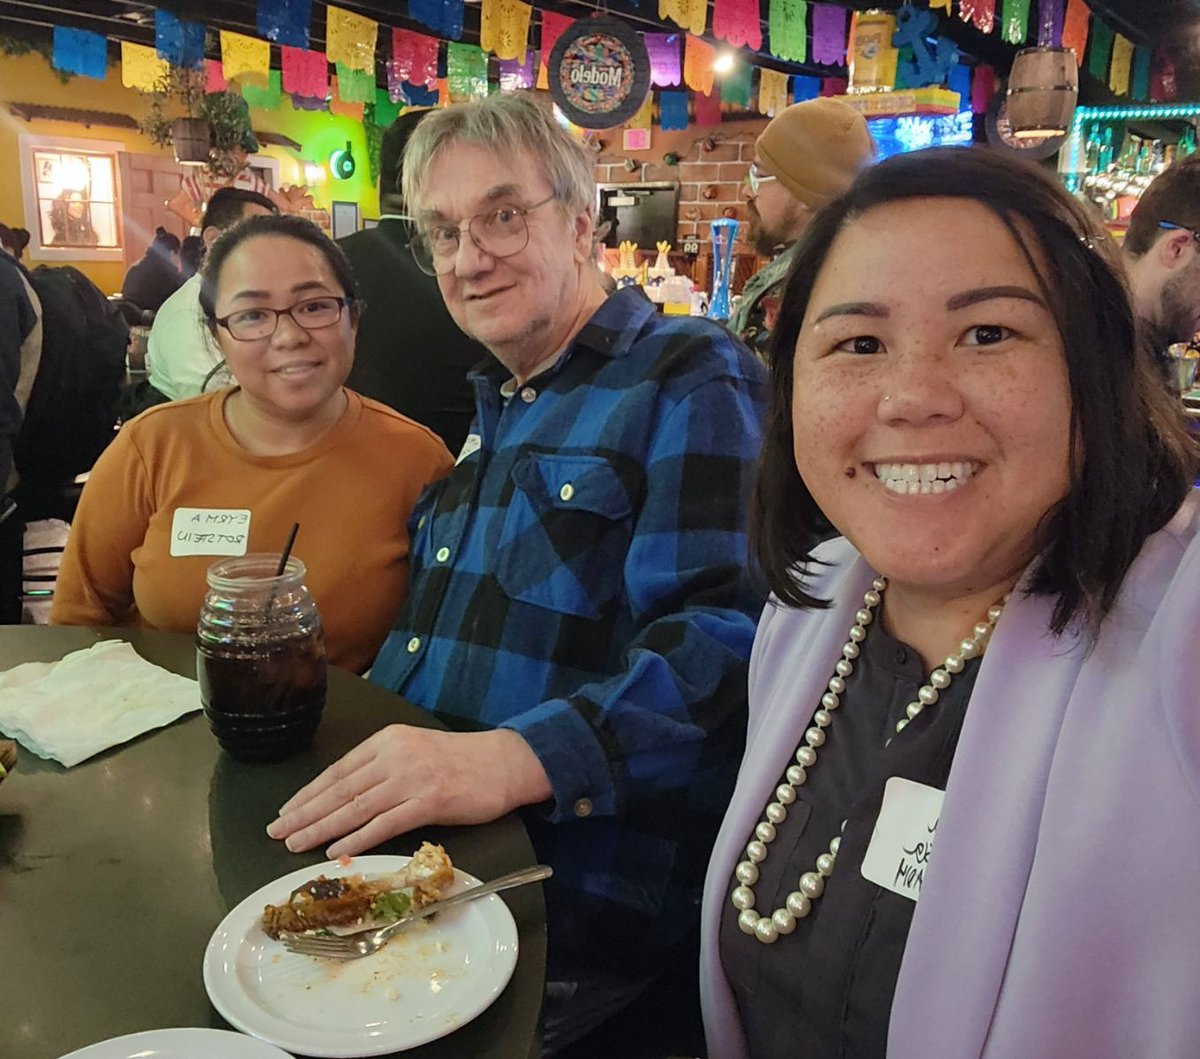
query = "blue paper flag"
xmin=409 ymin=0 xmax=465 ymax=41
xmin=659 ymin=91 xmax=689 ymax=131
xmin=155 ymin=10 xmax=206 ymax=68
xmin=792 ymin=75 xmax=820 ymax=102
xmin=1132 ymin=46 xmax=1151 ymax=102
xmin=258 ymin=0 xmax=312 ymax=49
xmin=52 ymin=27 xmax=107 ymax=80
xmin=401 ymin=82 xmax=441 ymax=107
xmin=948 ymin=64 xmax=971 ymax=108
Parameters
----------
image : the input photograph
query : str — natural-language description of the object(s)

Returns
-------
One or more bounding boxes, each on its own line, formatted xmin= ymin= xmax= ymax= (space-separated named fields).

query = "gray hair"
xmin=401 ymin=94 xmax=596 ymax=220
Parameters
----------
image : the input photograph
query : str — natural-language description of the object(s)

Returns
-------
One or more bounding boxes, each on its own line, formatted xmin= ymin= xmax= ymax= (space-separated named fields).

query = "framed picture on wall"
xmin=331 ymin=201 xmax=359 ymax=240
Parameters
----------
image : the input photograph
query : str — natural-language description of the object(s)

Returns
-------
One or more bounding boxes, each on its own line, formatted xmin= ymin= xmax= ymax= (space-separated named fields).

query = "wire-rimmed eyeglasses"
xmin=1158 ymin=220 xmax=1200 ymax=244
xmin=215 ymin=295 xmax=353 ymax=342
xmin=406 ymin=195 xmax=557 ymax=277
xmin=746 ymin=162 xmax=778 ymax=195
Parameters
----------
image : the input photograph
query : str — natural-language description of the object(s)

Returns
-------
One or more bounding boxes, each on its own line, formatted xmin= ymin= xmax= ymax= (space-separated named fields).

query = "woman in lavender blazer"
xmin=701 ymin=148 xmax=1200 ymax=1058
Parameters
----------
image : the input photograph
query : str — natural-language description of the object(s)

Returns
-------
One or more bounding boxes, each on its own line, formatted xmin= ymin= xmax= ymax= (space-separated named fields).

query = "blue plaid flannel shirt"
xmin=371 ymin=288 xmax=767 ymax=968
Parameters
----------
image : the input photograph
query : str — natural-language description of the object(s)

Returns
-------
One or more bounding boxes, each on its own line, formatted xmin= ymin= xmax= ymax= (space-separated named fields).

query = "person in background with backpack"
xmin=0 ymin=227 xmax=44 ymax=622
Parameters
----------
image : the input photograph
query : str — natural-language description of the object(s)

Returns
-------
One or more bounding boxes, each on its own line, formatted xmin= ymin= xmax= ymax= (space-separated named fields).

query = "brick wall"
xmin=592 ymin=120 xmax=767 ymax=254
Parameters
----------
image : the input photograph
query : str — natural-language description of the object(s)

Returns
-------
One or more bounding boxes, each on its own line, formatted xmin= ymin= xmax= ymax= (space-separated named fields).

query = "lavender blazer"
xmin=701 ymin=492 xmax=1200 ymax=1058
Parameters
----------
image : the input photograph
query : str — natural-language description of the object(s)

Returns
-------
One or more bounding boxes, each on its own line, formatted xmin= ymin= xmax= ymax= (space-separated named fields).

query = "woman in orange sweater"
xmin=52 ymin=215 xmax=453 ymax=673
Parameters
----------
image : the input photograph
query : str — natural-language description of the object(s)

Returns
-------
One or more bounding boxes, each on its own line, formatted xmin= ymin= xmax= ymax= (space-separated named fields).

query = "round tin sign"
xmin=549 ymin=16 xmax=651 ymax=130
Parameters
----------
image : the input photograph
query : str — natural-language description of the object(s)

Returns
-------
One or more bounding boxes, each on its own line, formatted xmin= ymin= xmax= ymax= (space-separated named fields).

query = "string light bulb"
xmin=714 ymin=51 xmax=735 ymax=74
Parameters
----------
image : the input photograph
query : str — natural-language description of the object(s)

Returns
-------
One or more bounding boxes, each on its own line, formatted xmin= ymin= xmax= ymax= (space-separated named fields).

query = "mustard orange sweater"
xmin=51 ymin=389 xmax=453 ymax=673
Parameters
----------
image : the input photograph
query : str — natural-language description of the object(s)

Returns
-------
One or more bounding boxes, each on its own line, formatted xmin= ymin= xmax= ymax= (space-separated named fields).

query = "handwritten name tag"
xmin=455 ymin=433 xmax=481 ymax=466
xmin=169 ymin=507 xmax=251 ymax=557
xmin=860 ymin=777 xmax=945 ymax=902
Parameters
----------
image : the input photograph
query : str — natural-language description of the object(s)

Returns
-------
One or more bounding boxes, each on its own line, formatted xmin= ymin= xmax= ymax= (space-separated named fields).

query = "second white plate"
xmin=203 ymin=855 xmax=519 ymax=1057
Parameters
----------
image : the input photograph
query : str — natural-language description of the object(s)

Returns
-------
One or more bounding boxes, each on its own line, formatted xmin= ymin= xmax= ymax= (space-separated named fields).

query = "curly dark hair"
xmin=753 ymin=146 xmax=1198 ymax=638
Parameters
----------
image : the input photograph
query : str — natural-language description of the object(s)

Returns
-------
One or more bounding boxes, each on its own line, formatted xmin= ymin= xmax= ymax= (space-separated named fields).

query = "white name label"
xmin=860 ymin=777 xmax=945 ymax=902
xmin=169 ymin=507 xmax=251 ymax=557
xmin=455 ymin=433 xmax=481 ymax=465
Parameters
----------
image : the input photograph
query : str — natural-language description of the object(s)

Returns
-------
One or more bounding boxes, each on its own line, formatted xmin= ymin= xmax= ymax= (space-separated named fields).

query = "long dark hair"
xmin=753 ymin=146 xmax=1198 ymax=637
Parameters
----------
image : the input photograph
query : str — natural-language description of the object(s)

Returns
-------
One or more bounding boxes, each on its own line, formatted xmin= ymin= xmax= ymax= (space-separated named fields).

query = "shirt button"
xmin=417 ymin=516 xmax=426 ymax=530
xmin=435 ymin=546 xmax=450 ymax=562
xmin=406 ymin=637 xmax=421 ymax=654
xmin=519 ymin=386 xmax=537 ymax=403
xmin=559 ymin=483 xmax=575 ymax=502
xmin=574 ymin=798 xmax=593 ymax=818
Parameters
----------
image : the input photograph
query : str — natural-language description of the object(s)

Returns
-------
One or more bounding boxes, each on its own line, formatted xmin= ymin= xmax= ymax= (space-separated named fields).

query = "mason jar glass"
xmin=196 ymin=554 xmax=327 ymax=763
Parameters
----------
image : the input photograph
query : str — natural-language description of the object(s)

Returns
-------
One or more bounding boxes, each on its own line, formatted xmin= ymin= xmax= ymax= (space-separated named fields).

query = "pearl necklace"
xmin=730 ymin=576 xmax=1007 ymax=945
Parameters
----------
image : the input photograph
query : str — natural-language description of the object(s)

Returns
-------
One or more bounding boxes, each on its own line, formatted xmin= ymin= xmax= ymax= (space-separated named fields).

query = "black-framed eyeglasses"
xmin=215 ymin=295 xmax=353 ymax=342
xmin=1158 ymin=221 xmax=1200 ymax=244
xmin=407 ymin=195 xmax=557 ymax=277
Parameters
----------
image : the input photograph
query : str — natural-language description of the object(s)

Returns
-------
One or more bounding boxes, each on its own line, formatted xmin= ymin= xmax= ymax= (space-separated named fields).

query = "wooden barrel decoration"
xmin=171 ymin=117 xmax=212 ymax=166
xmin=1006 ymin=47 xmax=1078 ymax=138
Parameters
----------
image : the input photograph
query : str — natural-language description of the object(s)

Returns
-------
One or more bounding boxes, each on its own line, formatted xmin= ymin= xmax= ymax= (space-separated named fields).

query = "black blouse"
xmin=719 ymin=620 xmax=980 ymax=1059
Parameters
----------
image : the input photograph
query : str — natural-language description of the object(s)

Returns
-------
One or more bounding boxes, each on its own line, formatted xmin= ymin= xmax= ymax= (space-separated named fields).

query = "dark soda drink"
xmin=198 ymin=631 xmax=327 ymax=762
xmin=197 ymin=555 xmax=327 ymax=763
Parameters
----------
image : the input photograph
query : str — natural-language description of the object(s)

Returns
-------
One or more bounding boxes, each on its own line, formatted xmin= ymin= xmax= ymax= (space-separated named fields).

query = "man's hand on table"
xmin=266 ymin=726 xmax=553 ymax=858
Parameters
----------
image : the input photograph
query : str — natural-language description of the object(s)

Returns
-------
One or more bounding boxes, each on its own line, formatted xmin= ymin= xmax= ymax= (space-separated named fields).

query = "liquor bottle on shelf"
xmin=1178 ymin=125 xmax=1196 ymax=157
xmin=1099 ymin=126 xmax=1115 ymax=171
xmin=1085 ymin=123 xmax=1101 ymax=172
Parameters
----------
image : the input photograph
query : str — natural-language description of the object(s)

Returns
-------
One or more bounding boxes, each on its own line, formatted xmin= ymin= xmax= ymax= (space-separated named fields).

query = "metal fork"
xmin=279 ymin=863 xmax=552 ymax=959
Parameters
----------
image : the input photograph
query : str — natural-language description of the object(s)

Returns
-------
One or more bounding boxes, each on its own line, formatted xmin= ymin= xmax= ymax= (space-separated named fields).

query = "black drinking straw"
xmin=276 ymin=522 xmax=300 ymax=577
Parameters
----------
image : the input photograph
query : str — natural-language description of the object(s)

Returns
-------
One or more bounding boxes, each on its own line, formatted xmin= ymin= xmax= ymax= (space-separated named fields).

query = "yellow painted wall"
xmin=0 ymin=51 xmax=379 ymax=294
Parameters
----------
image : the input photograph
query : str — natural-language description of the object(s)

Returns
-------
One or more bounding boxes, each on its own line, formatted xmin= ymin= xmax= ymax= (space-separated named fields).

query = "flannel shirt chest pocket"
xmin=493 ymin=453 xmax=635 ymax=619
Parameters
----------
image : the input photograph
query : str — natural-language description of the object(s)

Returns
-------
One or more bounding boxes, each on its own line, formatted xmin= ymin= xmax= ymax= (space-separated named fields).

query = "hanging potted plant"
xmin=140 ymin=65 xmax=259 ymax=173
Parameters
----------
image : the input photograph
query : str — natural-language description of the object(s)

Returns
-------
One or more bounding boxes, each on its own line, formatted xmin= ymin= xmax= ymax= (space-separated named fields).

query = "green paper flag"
xmin=241 ymin=69 xmax=283 ymax=109
xmin=336 ymin=62 xmax=375 ymax=103
xmin=448 ymin=43 xmax=489 ymax=99
xmin=372 ymin=88 xmax=404 ymax=128
xmin=1087 ymin=20 xmax=1114 ymax=83
xmin=720 ymin=62 xmax=753 ymax=108
xmin=1001 ymin=0 xmax=1030 ymax=45
xmin=769 ymin=0 xmax=807 ymax=63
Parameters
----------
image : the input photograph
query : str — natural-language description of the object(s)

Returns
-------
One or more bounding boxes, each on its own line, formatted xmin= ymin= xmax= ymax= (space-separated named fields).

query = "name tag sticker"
xmin=169 ymin=507 xmax=251 ymax=557
xmin=860 ymin=777 xmax=945 ymax=902
xmin=455 ymin=433 xmax=481 ymax=466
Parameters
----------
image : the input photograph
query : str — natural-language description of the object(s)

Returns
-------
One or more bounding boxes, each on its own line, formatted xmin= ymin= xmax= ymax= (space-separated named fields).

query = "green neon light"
xmin=1074 ymin=103 xmax=1200 ymax=123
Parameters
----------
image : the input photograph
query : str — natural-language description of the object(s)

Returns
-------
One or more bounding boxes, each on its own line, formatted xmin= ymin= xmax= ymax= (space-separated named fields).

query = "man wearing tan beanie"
xmin=729 ymin=98 xmax=875 ymax=357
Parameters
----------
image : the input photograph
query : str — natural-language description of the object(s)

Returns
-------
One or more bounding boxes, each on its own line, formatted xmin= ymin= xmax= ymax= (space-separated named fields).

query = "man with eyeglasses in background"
xmin=268 ymin=93 xmax=768 ymax=1055
xmin=729 ymin=98 xmax=875 ymax=359
xmin=1123 ymin=154 xmax=1200 ymax=370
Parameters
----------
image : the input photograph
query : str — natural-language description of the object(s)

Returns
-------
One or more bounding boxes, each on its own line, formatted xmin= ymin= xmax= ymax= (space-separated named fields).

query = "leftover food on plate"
xmin=261 ymin=842 xmax=453 ymax=939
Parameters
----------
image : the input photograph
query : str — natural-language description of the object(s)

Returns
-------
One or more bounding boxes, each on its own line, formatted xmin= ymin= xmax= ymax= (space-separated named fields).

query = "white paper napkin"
xmin=0 ymin=639 xmax=200 ymax=767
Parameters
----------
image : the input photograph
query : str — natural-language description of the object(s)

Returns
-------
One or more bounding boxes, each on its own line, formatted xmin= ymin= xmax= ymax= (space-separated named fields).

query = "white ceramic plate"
xmin=60 ymin=1027 xmax=294 ymax=1058
xmin=203 ymin=855 xmax=519 ymax=1058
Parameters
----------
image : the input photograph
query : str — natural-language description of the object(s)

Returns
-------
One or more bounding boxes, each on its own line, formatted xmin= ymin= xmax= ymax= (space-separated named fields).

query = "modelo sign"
xmin=549 ymin=16 xmax=651 ymax=130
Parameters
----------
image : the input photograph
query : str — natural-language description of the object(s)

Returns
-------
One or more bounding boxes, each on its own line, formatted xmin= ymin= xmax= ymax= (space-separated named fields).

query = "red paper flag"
xmin=820 ymin=77 xmax=848 ymax=97
xmin=1061 ymin=0 xmax=1089 ymax=65
xmin=537 ymin=11 xmax=575 ymax=89
xmin=712 ymin=0 xmax=762 ymax=50
xmin=206 ymin=58 xmax=228 ymax=93
xmin=393 ymin=28 xmax=440 ymax=88
xmin=959 ymin=0 xmax=996 ymax=33
xmin=695 ymin=89 xmax=722 ymax=126
xmin=971 ymin=64 xmax=998 ymax=113
xmin=281 ymin=47 xmax=328 ymax=98
xmin=1150 ymin=47 xmax=1178 ymax=102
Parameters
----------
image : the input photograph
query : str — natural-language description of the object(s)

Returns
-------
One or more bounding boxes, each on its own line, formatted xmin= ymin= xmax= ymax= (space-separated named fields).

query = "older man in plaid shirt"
xmin=270 ymin=94 xmax=767 ymax=1050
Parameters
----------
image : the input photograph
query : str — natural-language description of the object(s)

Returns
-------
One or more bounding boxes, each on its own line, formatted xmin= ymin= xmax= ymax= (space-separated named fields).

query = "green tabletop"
xmin=0 ymin=626 xmax=545 ymax=1059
